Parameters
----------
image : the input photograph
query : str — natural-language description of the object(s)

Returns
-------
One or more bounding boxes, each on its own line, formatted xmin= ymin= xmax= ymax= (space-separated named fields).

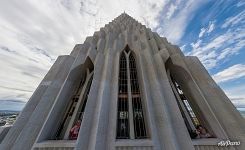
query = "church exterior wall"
xmin=0 ymin=13 xmax=244 ymax=150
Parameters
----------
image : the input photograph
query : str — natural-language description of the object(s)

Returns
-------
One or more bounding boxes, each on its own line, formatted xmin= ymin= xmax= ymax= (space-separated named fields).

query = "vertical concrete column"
xmin=92 ymin=49 xmax=116 ymax=150
xmin=10 ymin=55 xmax=75 ymax=150
xmin=107 ymin=51 xmax=120 ymax=150
xmin=0 ymin=55 xmax=74 ymax=150
xmin=185 ymin=56 xmax=245 ymax=149
xmin=135 ymin=51 xmax=161 ymax=150
xmin=75 ymin=53 xmax=106 ymax=150
xmin=141 ymin=51 xmax=177 ymax=150
xmin=153 ymin=53 xmax=195 ymax=150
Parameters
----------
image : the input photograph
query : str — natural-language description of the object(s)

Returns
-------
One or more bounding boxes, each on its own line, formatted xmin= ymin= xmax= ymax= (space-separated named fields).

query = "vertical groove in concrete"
xmin=136 ymin=52 xmax=161 ymax=150
xmin=93 ymin=49 xmax=116 ymax=150
xmin=75 ymin=53 xmax=106 ymax=150
xmin=141 ymin=51 xmax=177 ymax=150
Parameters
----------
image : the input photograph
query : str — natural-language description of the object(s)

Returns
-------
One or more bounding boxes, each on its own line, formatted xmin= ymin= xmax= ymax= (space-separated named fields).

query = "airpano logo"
xmin=217 ymin=140 xmax=240 ymax=147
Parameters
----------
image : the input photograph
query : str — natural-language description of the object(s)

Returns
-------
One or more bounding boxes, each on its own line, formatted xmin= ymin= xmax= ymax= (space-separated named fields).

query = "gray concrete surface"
xmin=1 ymin=13 xmax=244 ymax=150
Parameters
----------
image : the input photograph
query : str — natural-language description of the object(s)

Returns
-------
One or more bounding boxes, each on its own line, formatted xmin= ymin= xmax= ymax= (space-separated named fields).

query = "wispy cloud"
xmin=188 ymin=22 xmax=245 ymax=69
xmin=0 ymin=86 xmax=33 ymax=93
xmin=156 ymin=0 xmax=208 ymax=44
xmin=0 ymin=99 xmax=26 ymax=111
xmin=212 ymin=64 xmax=245 ymax=83
xmin=198 ymin=21 xmax=215 ymax=38
xmin=236 ymin=1 xmax=245 ymax=7
xmin=224 ymin=84 xmax=245 ymax=110
xmin=0 ymin=0 xmax=170 ymax=103
xmin=181 ymin=2 xmax=245 ymax=111
xmin=222 ymin=10 xmax=245 ymax=29
xmin=198 ymin=28 xmax=206 ymax=39
xmin=166 ymin=3 xmax=178 ymax=19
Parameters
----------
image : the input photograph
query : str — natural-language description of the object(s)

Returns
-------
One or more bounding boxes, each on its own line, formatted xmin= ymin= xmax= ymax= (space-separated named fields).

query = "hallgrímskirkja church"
xmin=0 ymin=13 xmax=244 ymax=150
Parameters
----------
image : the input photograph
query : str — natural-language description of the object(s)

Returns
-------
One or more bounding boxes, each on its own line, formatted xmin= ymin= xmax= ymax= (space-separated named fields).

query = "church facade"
xmin=0 ymin=13 xmax=244 ymax=150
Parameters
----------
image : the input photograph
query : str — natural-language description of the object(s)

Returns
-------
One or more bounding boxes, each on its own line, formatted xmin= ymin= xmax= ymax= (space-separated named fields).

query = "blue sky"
xmin=0 ymin=0 xmax=244 ymax=112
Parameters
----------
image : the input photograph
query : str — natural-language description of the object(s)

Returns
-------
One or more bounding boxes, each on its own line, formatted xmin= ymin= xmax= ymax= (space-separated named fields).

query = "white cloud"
xmin=236 ymin=1 xmax=245 ymax=7
xmin=179 ymin=44 xmax=186 ymax=53
xmin=0 ymin=0 xmax=170 ymax=103
xmin=199 ymin=28 xmax=206 ymax=38
xmin=212 ymin=64 xmax=245 ymax=83
xmin=207 ymin=22 xmax=215 ymax=33
xmin=166 ymin=3 xmax=178 ymax=19
xmin=198 ymin=21 xmax=215 ymax=38
xmin=156 ymin=0 xmax=208 ymax=44
xmin=223 ymin=84 xmax=245 ymax=109
xmin=212 ymin=65 xmax=245 ymax=111
xmin=190 ymin=39 xmax=202 ymax=49
xmin=188 ymin=25 xmax=245 ymax=69
xmin=230 ymin=98 xmax=245 ymax=109
xmin=222 ymin=10 xmax=245 ymax=28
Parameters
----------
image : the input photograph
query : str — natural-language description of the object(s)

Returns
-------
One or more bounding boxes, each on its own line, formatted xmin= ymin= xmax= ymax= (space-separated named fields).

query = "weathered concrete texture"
xmin=0 ymin=126 xmax=11 ymax=143
xmin=1 ymin=13 xmax=244 ymax=150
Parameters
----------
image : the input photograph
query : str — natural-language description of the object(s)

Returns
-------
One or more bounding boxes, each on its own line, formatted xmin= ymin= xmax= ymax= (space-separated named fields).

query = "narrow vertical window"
xmin=54 ymin=68 xmax=93 ymax=140
xmin=54 ymin=75 xmax=86 ymax=140
xmin=129 ymin=53 xmax=147 ymax=139
xmin=169 ymin=75 xmax=213 ymax=139
xmin=73 ymin=74 xmax=93 ymax=126
xmin=116 ymin=48 xmax=148 ymax=139
xmin=117 ymin=52 xmax=130 ymax=139
xmin=173 ymin=80 xmax=200 ymax=127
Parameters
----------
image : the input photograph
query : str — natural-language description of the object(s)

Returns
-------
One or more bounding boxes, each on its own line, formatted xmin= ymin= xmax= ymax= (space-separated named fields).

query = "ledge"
xmin=33 ymin=140 xmax=76 ymax=148
xmin=115 ymin=139 xmax=153 ymax=147
xmin=192 ymin=138 xmax=221 ymax=145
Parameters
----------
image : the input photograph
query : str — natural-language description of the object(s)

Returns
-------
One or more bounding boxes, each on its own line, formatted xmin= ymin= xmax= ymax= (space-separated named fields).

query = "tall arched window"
xmin=170 ymin=76 xmax=200 ymax=128
xmin=168 ymin=73 xmax=213 ymax=139
xmin=54 ymin=68 xmax=93 ymax=140
xmin=116 ymin=48 xmax=148 ymax=139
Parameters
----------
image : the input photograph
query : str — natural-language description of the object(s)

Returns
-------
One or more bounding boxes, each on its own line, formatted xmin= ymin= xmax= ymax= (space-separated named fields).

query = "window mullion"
xmin=126 ymin=53 xmax=135 ymax=139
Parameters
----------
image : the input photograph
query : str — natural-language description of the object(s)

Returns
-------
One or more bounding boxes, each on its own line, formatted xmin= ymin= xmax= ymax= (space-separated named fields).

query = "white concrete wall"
xmin=2 ymin=13 xmax=244 ymax=150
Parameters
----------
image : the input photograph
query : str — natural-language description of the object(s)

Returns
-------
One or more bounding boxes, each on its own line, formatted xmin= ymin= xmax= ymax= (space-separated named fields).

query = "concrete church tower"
xmin=0 ymin=13 xmax=244 ymax=150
